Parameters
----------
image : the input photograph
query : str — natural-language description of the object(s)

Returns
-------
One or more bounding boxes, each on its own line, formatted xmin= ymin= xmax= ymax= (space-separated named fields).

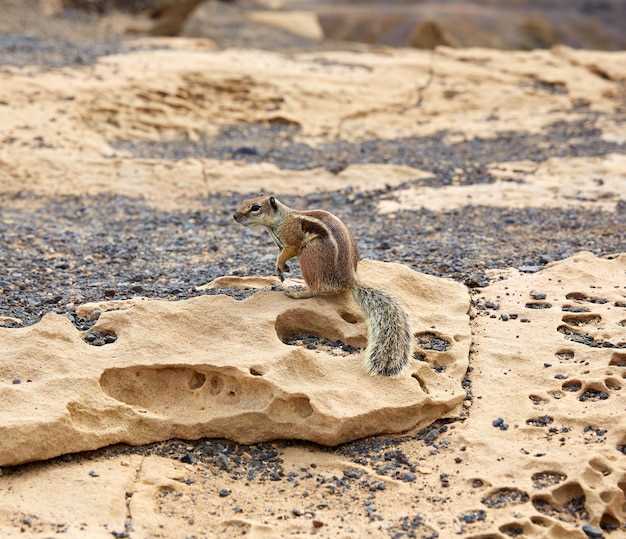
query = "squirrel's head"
xmin=233 ymin=195 xmax=284 ymax=227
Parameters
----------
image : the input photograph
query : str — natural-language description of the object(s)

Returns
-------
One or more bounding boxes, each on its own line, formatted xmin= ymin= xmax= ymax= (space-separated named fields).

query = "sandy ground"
xmin=0 ymin=14 xmax=625 ymax=539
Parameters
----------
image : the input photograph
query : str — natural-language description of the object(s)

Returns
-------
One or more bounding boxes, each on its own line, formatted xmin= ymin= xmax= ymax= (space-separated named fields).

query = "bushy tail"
xmin=351 ymin=285 xmax=412 ymax=376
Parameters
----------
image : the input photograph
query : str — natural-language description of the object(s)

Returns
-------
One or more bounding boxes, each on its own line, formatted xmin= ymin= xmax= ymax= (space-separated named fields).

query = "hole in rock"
xmin=548 ymin=390 xmax=564 ymax=400
xmin=415 ymin=332 xmax=451 ymax=352
xmin=267 ymin=395 xmax=313 ymax=421
xmin=565 ymin=293 xmax=608 ymax=304
xmin=532 ymin=486 xmax=588 ymax=523
xmin=562 ymin=304 xmax=591 ymax=313
xmin=532 ymin=471 xmax=567 ymax=489
xmin=100 ymin=366 xmax=273 ymax=416
xmin=188 ymin=371 xmax=206 ymax=390
xmin=553 ymin=481 xmax=588 ymax=511
xmin=562 ymin=314 xmax=602 ymax=327
xmin=605 ymin=378 xmax=621 ymax=390
xmin=529 ymin=394 xmax=548 ymax=405
xmin=562 ymin=379 xmax=582 ymax=392
xmin=615 ymin=301 xmax=626 ymax=308
xmin=84 ymin=330 xmax=117 ymax=346
xmin=209 ymin=374 xmax=224 ymax=395
xmin=600 ymin=491 xmax=613 ymax=503
xmin=499 ymin=523 xmax=524 ymax=537
xmin=530 ymin=515 xmax=551 ymax=527
xmin=526 ymin=302 xmax=552 ymax=309
xmin=589 ymin=458 xmax=612 ymax=476
xmin=413 ymin=349 xmax=452 ymax=373
xmin=600 ymin=512 xmax=620 ymax=532
xmin=619 ymin=320 xmax=626 ymax=327
xmin=610 ymin=353 xmax=626 ymax=367
xmin=578 ymin=385 xmax=609 ymax=402
xmin=282 ymin=334 xmax=361 ymax=355
xmin=557 ymin=325 xmax=618 ymax=349
xmin=340 ymin=311 xmax=360 ymax=324
xmin=556 ymin=349 xmax=575 ymax=361
xmin=276 ymin=309 xmax=365 ymax=353
xmin=249 ymin=367 xmax=264 ymax=376
xmin=481 ymin=488 xmax=529 ymax=508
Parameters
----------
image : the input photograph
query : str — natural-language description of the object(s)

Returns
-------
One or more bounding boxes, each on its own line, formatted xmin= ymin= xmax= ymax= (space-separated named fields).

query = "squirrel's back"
xmin=297 ymin=209 xmax=359 ymax=292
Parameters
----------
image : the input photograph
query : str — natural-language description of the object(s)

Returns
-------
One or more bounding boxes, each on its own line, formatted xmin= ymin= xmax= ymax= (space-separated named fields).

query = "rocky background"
xmin=0 ymin=1 xmax=625 ymax=538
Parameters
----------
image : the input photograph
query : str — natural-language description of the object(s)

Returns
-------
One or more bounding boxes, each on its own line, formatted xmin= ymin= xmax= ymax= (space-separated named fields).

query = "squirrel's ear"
xmin=269 ymin=196 xmax=278 ymax=210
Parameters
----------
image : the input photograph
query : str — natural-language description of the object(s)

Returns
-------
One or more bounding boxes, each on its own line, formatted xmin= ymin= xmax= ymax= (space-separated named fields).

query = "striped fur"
xmin=352 ymin=286 xmax=412 ymax=376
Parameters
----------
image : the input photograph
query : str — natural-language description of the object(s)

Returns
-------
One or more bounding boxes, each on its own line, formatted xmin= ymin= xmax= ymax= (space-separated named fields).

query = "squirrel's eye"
xmin=250 ymin=204 xmax=261 ymax=212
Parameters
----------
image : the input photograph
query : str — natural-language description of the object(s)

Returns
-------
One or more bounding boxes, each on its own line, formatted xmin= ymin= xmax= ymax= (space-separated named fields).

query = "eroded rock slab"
xmin=0 ymin=260 xmax=469 ymax=466
xmin=458 ymin=252 xmax=626 ymax=535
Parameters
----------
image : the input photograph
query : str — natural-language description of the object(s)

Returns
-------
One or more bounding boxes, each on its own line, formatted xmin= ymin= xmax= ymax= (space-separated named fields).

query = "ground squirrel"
xmin=234 ymin=195 xmax=412 ymax=376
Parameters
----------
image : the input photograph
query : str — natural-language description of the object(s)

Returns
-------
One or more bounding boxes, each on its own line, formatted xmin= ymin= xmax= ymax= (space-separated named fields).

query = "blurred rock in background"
xmin=26 ymin=0 xmax=626 ymax=50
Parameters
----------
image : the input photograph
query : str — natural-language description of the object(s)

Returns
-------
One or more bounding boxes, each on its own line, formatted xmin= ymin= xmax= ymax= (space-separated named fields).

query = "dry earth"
xmin=0 ymin=32 xmax=625 ymax=539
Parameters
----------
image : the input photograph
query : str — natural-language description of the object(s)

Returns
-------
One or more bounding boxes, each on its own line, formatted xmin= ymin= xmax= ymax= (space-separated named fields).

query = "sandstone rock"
xmin=1 ymin=45 xmax=623 ymax=211
xmin=459 ymin=251 xmax=626 ymax=533
xmin=0 ymin=260 xmax=469 ymax=466
xmin=314 ymin=2 xmax=626 ymax=51
xmin=379 ymin=154 xmax=626 ymax=213
xmin=2 ymin=253 xmax=623 ymax=538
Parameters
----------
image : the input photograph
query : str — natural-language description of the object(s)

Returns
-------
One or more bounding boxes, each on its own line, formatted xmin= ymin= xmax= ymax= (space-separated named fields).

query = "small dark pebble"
xmin=12 ymin=379 xmax=21 ymax=385
xmin=526 ymin=415 xmax=553 ymax=427
xmin=343 ymin=468 xmax=363 ymax=480
xmin=439 ymin=473 xmax=450 ymax=487
xmin=399 ymin=471 xmax=416 ymax=482
xmin=461 ymin=510 xmax=486 ymax=524
xmin=492 ymin=418 xmax=509 ymax=431
xmin=582 ymin=524 xmax=604 ymax=539
xmin=218 ymin=488 xmax=231 ymax=497
xmin=180 ymin=453 xmax=194 ymax=464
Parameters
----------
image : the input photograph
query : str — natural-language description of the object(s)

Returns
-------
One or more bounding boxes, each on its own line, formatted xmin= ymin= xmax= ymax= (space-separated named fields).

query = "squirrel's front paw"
xmin=275 ymin=263 xmax=290 ymax=282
